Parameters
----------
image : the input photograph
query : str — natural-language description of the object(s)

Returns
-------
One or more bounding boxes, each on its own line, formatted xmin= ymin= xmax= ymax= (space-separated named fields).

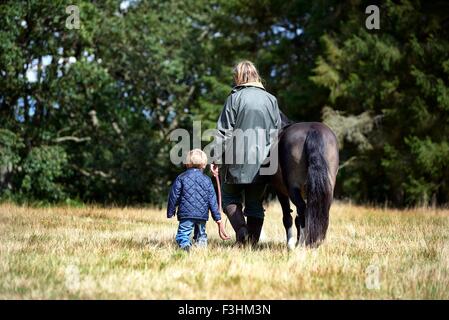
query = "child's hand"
xmin=216 ymin=220 xmax=231 ymax=240
xmin=167 ymin=212 xmax=175 ymax=219
xmin=210 ymin=163 xmax=219 ymax=177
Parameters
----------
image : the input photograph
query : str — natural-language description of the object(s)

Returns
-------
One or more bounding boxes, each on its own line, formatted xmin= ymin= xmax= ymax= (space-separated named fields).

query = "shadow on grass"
xmin=110 ymin=237 xmax=287 ymax=252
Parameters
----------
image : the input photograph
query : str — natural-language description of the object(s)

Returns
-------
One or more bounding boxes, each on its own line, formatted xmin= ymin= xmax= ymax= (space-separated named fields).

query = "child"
xmin=167 ymin=149 xmax=229 ymax=251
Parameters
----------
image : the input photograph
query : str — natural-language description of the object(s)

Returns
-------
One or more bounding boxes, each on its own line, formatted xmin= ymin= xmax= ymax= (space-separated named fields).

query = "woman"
xmin=211 ymin=60 xmax=281 ymax=245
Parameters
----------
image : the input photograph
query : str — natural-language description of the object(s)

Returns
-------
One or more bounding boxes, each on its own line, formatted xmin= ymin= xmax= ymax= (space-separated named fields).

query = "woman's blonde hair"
xmin=185 ymin=149 xmax=208 ymax=169
xmin=233 ymin=60 xmax=262 ymax=86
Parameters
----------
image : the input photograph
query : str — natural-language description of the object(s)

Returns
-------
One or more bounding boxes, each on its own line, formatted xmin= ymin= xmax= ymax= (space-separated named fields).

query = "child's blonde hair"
xmin=233 ymin=60 xmax=262 ymax=86
xmin=185 ymin=149 xmax=208 ymax=169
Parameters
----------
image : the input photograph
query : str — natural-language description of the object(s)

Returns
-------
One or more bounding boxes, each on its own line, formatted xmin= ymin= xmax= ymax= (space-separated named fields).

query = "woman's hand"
xmin=210 ymin=163 xmax=219 ymax=177
xmin=216 ymin=220 xmax=230 ymax=240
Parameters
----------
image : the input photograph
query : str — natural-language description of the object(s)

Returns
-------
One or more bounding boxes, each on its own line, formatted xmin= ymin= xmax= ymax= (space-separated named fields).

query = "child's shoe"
xmin=181 ymin=245 xmax=191 ymax=252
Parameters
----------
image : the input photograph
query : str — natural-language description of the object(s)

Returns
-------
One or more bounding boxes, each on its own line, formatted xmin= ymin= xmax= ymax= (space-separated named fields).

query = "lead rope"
xmin=214 ymin=173 xmax=230 ymax=234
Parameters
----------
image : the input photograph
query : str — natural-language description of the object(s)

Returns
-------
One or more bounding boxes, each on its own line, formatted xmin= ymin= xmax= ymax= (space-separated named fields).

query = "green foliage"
xmin=0 ymin=129 xmax=23 ymax=168
xmin=0 ymin=129 xmax=24 ymax=198
xmin=312 ymin=0 xmax=449 ymax=206
xmin=21 ymin=146 xmax=68 ymax=201
xmin=322 ymin=106 xmax=375 ymax=152
xmin=1 ymin=0 xmax=448 ymax=206
xmin=0 ymin=0 xmax=220 ymax=204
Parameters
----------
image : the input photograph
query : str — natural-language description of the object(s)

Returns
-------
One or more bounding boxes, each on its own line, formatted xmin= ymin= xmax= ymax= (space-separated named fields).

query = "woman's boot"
xmin=247 ymin=216 xmax=264 ymax=245
xmin=224 ymin=203 xmax=248 ymax=244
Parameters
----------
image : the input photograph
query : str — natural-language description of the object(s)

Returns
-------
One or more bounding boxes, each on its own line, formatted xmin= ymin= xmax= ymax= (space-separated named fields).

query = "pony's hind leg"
xmin=277 ymin=192 xmax=295 ymax=250
xmin=291 ymin=187 xmax=306 ymax=247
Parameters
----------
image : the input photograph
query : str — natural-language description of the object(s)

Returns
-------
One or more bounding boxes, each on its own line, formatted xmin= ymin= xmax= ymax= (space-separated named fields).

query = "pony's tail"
xmin=304 ymin=129 xmax=332 ymax=247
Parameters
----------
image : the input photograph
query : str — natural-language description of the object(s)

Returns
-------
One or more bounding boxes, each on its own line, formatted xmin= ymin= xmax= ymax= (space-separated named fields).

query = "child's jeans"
xmin=176 ymin=219 xmax=207 ymax=249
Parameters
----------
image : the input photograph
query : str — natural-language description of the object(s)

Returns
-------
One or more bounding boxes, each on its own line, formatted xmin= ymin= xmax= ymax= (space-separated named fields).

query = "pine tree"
xmin=311 ymin=0 xmax=449 ymax=206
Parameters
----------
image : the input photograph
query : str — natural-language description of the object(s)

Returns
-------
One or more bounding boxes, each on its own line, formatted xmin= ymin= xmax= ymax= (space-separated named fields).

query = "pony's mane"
xmin=280 ymin=111 xmax=294 ymax=129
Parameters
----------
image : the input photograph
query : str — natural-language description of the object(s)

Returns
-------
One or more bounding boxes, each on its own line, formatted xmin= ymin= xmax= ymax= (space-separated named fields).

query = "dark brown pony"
xmin=271 ymin=113 xmax=339 ymax=248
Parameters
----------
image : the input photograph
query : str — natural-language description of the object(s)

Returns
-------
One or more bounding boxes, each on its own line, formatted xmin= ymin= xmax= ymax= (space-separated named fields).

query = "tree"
xmin=311 ymin=0 xmax=449 ymax=206
xmin=0 ymin=0 xmax=222 ymax=204
xmin=1 ymin=0 xmax=448 ymax=207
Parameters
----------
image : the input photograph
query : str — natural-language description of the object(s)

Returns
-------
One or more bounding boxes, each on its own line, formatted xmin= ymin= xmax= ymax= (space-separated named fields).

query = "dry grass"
xmin=0 ymin=201 xmax=448 ymax=299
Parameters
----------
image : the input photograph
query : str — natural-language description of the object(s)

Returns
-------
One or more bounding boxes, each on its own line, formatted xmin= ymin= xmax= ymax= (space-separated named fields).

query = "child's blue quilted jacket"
xmin=167 ymin=168 xmax=221 ymax=221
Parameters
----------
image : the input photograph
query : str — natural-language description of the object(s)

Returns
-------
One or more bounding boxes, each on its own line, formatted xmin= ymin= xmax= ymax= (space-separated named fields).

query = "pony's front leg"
xmin=278 ymin=193 xmax=295 ymax=250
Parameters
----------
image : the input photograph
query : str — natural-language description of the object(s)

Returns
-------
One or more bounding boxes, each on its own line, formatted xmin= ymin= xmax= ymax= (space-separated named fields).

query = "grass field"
xmin=0 ymin=202 xmax=448 ymax=299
